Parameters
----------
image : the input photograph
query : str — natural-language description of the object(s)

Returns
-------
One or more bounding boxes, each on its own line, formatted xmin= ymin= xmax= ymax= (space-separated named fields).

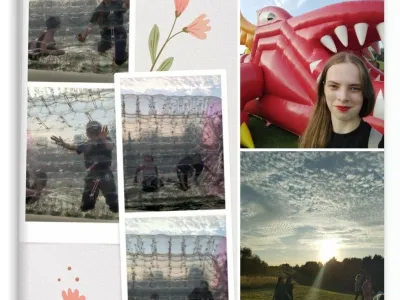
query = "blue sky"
xmin=241 ymin=0 xmax=361 ymax=24
xmin=241 ymin=152 xmax=384 ymax=266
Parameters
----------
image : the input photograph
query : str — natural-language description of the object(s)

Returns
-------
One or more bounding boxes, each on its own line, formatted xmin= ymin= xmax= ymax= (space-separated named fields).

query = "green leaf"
xmin=157 ymin=57 xmax=174 ymax=71
xmin=148 ymin=25 xmax=160 ymax=64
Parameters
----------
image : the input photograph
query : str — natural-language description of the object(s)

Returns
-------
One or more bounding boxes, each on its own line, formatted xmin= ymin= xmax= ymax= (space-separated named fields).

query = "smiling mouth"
xmin=335 ymin=106 xmax=351 ymax=112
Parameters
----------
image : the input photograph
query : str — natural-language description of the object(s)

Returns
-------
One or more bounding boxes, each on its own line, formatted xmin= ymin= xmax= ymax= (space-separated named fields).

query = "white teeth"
xmin=334 ymin=25 xmax=348 ymax=47
xmin=376 ymin=75 xmax=381 ymax=81
xmin=309 ymin=60 xmax=322 ymax=73
xmin=320 ymin=35 xmax=337 ymax=53
xmin=373 ymin=89 xmax=384 ymax=119
xmin=354 ymin=23 xmax=369 ymax=46
xmin=376 ymin=22 xmax=384 ymax=44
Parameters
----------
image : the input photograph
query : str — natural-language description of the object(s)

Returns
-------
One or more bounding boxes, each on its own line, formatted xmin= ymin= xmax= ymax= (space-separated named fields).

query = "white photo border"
xmin=20 ymin=81 xmax=119 ymax=244
xmin=114 ymin=70 xmax=234 ymax=300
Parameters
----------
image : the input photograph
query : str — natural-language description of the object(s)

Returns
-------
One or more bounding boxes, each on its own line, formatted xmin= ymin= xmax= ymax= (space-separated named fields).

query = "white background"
xmin=20 ymin=243 xmax=121 ymax=300
xmin=2 ymin=1 xmax=399 ymax=300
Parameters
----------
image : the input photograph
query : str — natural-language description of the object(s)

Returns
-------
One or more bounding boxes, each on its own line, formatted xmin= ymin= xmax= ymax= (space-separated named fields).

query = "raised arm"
xmin=100 ymin=126 xmax=114 ymax=151
xmin=50 ymin=136 xmax=77 ymax=151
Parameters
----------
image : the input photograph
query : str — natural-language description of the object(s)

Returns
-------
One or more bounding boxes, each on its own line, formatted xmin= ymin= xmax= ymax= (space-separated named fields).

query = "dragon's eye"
xmin=259 ymin=11 xmax=276 ymax=23
xmin=267 ymin=12 xmax=276 ymax=21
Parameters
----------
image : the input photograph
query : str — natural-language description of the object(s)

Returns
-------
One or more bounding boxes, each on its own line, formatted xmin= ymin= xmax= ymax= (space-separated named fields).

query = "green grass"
xmin=241 ymin=276 xmax=354 ymax=300
xmin=246 ymin=116 xmax=299 ymax=148
xmin=377 ymin=60 xmax=384 ymax=71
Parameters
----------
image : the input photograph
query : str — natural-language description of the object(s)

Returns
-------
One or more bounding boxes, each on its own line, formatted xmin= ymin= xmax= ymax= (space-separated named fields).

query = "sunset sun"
xmin=319 ymin=239 xmax=339 ymax=263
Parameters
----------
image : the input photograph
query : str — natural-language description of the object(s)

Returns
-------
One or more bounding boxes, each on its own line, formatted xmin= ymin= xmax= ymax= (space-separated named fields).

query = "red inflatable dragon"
xmin=240 ymin=0 xmax=384 ymax=147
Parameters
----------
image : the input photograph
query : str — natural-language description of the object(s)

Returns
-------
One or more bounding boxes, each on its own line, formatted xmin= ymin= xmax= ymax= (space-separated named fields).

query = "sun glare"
xmin=319 ymin=239 xmax=339 ymax=263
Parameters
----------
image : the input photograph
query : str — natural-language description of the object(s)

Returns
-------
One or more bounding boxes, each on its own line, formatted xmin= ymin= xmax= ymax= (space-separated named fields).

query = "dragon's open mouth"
xmin=241 ymin=1 xmax=384 ymax=134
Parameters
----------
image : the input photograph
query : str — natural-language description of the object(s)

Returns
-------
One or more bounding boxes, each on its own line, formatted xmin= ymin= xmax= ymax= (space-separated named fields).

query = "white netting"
xmin=126 ymin=235 xmax=228 ymax=300
xmin=26 ymin=87 xmax=118 ymax=220
xmin=28 ymin=0 xmax=129 ymax=73
xmin=121 ymin=94 xmax=225 ymax=211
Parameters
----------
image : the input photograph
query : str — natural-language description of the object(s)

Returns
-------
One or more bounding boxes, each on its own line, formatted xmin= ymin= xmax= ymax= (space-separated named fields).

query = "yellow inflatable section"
xmin=240 ymin=122 xmax=255 ymax=148
xmin=240 ymin=12 xmax=257 ymax=52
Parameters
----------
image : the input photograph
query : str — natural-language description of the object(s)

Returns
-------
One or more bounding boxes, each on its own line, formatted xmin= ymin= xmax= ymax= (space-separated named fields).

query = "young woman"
xmin=299 ymin=52 xmax=384 ymax=148
xmin=28 ymin=16 xmax=65 ymax=60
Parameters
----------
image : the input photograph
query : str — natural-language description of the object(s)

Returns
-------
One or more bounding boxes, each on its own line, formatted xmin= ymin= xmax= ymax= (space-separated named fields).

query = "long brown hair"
xmin=299 ymin=52 xmax=376 ymax=148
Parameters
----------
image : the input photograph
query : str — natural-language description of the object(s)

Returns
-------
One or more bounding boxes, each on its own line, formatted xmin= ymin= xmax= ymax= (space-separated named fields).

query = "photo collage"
xmin=20 ymin=0 xmax=385 ymax=299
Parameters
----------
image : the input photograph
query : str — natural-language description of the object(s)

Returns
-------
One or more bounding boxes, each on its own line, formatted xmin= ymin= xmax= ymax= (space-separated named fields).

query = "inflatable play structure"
xmin=240 ymin=0 xmax=384 ymax=148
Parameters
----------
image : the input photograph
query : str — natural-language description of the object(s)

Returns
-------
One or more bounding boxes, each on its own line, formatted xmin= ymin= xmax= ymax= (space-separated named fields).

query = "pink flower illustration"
xmin=62 ymin=289 xmax=86 ymax=300
xmin=183 ymin=14 xmax=211 ymax=40
xmin=174 ymin=0 xmax=190 ymax=17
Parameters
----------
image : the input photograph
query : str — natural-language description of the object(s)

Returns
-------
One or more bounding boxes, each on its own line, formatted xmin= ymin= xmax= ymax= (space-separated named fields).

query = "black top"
xmin=274 ymin=285 xmax=291 ymax=300
xmin=326 ymin=120 xmax=384 ymax=148
xmin=188 ymin=288 xmax=214 ymax=300
xmin=285 ymin=283 xmax=294 ymax=299
xmin=77 ymin=137 xmax=113 ymax=171
xmin=90 ymin=0 xmax=126 ymax=28
xmin=178 ymin=156 xmax=194 ymax=166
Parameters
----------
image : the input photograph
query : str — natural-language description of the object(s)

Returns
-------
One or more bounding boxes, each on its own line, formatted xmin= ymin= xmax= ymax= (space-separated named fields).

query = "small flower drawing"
xmin=183 ymin=14 xmax=211 ymax=40
xmin=174 ymin=0 xmax=189 ymax=17
xmin=148 ymin=0 xmax=211 ymax=71
xmin=62 ymin=289 xmax=86 ymax=300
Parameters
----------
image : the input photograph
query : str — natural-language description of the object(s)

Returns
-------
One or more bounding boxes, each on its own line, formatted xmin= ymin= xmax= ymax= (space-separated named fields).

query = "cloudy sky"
xmin=125 ymin=215 xmax=226 ymax=236
xmin=241 ymin=0 xmax=363 ymax=24
xmin=120 ymin=75 xmax=222 ymax=97
xmin=241 ymin=151 xmax=384 ymax=266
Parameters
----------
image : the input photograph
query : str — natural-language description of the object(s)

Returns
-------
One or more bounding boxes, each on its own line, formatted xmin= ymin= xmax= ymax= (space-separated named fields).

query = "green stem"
xmin=150 ymin=17 xmax=183 ymax=71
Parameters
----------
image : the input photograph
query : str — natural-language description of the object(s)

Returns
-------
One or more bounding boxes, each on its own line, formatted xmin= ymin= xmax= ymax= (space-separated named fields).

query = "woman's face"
xmin=324 ymin=62 xmax=364 ymax=122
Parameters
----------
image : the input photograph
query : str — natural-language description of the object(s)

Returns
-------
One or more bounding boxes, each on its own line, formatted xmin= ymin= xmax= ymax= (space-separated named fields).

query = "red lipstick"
xmin=336 ymin=106 xmax=351 ymax=112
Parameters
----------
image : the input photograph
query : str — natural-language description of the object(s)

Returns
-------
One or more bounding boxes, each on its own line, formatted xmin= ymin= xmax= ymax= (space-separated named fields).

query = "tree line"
xmin=241 ymin=247 xmax=384 ymax=294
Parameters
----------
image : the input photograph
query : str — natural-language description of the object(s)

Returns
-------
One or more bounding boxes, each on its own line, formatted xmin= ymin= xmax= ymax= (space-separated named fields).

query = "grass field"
xmin=377 ymin=60 xmax=384 ymax=71
xmin=241 ymin=276 xmax=354 ymax=300
xmin=245 ymin=116 xmax=299 ymax=148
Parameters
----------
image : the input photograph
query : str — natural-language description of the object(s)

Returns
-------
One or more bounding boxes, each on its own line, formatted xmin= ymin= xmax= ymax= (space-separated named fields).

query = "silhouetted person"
xmin=76 ymin=0 xmax=129 ymax=65
xmin=188 ymin=280 xmax=214 ymax=300
xmin=176 ymin=153 xmax=215 ymax=191
xmin=272 ymin=277 xmax=292 ymax=300
xmin=363 ymin=276 xmax=373 ymax=300
xmin=28 ymin=16 xmax=65 ymax=60
xmin=150 ymin=293 xmax=159 ymax=300
xmin=355 ymin=272 xmax=366 ymax=300
xmin=26 ymin=169 xmax=48 ymax=204
xmin=51 ymin=121 xmax=118 ymax=213
xmin=134 ymin=155 xmax=163 ymax=192
xmin=285 ymin=277 xmax=294 ymax=300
